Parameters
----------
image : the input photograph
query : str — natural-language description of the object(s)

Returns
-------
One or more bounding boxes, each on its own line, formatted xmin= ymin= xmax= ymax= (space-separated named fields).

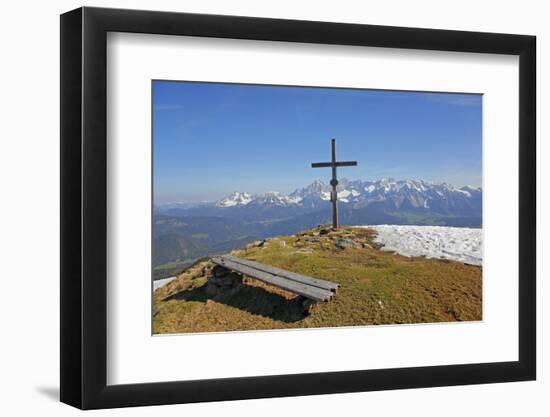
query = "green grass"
xmin=153 ymin=227 xmax=481 ymax=334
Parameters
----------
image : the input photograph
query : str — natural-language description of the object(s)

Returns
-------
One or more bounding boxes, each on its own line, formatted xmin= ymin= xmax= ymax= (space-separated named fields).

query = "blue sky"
xmin=153 ymin=81 xmax=482 ymax=204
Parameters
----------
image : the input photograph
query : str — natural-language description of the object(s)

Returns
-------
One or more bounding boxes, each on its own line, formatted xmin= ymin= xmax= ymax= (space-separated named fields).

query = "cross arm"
xmin=311 ymin=161 xmax=358 ymax=168
xmin=311 ymin=162 xmax=332 ymax=168
xmin=334 ymin=161 xmax=358 ymax=167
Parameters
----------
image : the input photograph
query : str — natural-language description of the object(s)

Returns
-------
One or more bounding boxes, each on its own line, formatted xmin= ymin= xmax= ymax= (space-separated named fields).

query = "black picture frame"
xmin=60 ymin=6 xmax=536 ymax=410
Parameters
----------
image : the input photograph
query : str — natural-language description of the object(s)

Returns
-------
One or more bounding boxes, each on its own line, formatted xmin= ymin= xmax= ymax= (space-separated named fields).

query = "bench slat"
xmin=211 ymin=256 xmax=333 ymax=302
xmin=222 ymin=254 xmax=339 ymax=291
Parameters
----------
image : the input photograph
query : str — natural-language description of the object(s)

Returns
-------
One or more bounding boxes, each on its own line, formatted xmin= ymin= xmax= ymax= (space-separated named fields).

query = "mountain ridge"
xmin=157 ymin=178 xmax=482 ymax=218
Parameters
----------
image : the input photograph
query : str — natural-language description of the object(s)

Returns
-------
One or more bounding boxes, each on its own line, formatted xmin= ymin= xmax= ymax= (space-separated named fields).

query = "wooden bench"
xmin=211 ymin=254 xmax=339 ymax=302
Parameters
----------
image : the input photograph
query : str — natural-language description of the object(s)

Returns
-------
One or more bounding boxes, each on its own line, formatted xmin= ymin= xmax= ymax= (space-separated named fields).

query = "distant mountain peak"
xmin=216 ymin=191 xmax=253 ymax=207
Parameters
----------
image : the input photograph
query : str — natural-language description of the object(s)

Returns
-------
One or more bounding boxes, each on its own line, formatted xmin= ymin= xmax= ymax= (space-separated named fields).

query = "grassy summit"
xmin=153 ymin=227 xmax=482 ymax=334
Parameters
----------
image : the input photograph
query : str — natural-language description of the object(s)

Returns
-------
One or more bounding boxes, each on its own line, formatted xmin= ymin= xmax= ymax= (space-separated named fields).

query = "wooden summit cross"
xmin=312 ymin=138 xmax=358 ymax=228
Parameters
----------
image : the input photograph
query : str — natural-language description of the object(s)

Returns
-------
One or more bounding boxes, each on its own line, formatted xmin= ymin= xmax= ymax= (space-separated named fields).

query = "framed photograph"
xmin=60 ymin=6 xmax=536 ymax=409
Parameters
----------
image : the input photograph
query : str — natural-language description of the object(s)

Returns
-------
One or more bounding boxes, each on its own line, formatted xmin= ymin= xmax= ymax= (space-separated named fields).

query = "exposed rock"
xmin=246 ymin=240 xmax=264 ymax=249
xmin=206 ymin=272 xmax=243 ymax=297
xmin=335 ymin=238 xmax=361 ymax=249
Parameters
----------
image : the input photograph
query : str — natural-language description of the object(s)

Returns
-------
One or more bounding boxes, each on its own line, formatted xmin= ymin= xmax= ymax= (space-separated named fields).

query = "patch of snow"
xmin=358 ymin=225 xmax=482 ymax=266
xmin=338 ymin=189 xmax=351 ymax=198
xmin=287 ymin=196 xmax=303 ymax=204
xmin=365 ymin=185 xmax=376 ymax=193
xmin=153 ymin=276 xmax=177 ymax=291
xmin=237 ymin=195 xmax=253 ymax=204
xmin=455 ymin=189 xmax=472 ymax=197
xmin=339 ymin=198 xmax=349 ymax=203
xmin=351 ymin=189 xmax=361 ymax=197
xmin=321 ymin=191 xmax=331 ymax=201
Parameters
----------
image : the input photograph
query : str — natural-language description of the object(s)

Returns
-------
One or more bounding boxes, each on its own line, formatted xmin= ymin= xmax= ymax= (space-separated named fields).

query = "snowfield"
xmin=153 ymin=276 xmax=177 ymax=291
xmin=360 ymin=225 xmax=482 ymax=266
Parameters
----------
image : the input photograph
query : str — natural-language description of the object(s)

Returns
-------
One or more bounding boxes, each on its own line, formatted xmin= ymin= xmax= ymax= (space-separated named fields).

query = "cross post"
xmin=311 ymin=138 xmax=358 ymax=228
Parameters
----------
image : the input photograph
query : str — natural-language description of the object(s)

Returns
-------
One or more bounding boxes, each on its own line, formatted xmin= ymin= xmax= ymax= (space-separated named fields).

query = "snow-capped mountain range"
xmin=216 ymin=191 xmax=303 ymax=208
xmin=207 ymin=178 xmax=481 ymax=215
xmin=153 ymin=178 xmax=482 ymax=272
